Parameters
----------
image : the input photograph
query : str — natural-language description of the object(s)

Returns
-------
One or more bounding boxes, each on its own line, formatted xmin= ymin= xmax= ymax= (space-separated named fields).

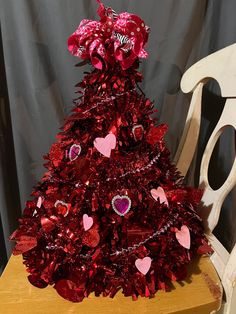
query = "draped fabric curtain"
xmin=0 ymin=0 xmax=236 ymax=274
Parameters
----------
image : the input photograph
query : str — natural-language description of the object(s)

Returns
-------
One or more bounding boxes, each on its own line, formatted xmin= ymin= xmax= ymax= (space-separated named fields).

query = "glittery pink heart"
xmin=135 ymin=257 xmax=152 ymax=275
xmin=175 ymin=225 xmax=191 ymax=249
xmin=36 ymin=196 xmax=43 ymax=208
xmin=94 ymin=133 xmax=116 ymax=158
xmin=83 ymin=214 xmax=93 ymax=231
xmin=151 ymin=187 xmax=169 ymax=206
xmin=112 ymin=195 xmax=131 ymax=216
xmin=69 ymin=144 xmax=81 ymax=161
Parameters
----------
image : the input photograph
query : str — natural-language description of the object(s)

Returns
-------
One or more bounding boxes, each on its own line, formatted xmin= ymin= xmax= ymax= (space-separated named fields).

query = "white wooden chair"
xmin=174 ymin=43 xmax=236 ymax=314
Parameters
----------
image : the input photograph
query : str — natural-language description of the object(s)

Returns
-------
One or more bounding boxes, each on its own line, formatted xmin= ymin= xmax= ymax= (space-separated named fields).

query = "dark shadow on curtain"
xmin=0 ymin=215 xmax=7 ymax=274
xmin=0 ymin=25 xmax=22 ymax=273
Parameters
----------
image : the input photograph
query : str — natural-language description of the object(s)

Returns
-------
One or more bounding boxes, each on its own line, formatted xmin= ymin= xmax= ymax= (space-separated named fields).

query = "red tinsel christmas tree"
xmin=10 ymin=0 xmax=212 ymax=302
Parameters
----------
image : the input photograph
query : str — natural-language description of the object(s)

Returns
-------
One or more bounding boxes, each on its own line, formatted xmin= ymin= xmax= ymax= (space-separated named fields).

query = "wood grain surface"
xmin=0 ymin=255 xmax=222 ymax=314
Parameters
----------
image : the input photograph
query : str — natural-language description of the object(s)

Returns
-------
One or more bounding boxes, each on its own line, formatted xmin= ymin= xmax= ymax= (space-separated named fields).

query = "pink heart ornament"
xmin=94 ymin=133 xmax=116 ymax=158
xmin=37 ymin=196 xmax=43 ymax=208
xmin=151 ymin=187 xmax=169 ymax=206
xmin=135 ymin=257 xmax=152 ymax=275
xmin=175 ymin=225 xmax=191 ymax=249
xmin=83 ymin=214 xmax=93 ymax=231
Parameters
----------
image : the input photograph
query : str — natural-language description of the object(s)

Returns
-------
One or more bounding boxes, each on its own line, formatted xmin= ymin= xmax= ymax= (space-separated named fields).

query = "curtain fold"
xmin=0 ymin=25 xmax=22 ymax=272
xmin=0 ymin=0 xmax=236 ymax=273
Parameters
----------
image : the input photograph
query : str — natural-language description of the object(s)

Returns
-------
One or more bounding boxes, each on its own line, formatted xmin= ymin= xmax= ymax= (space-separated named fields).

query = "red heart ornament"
xmin=135 ymin=257 xmax=152 ymax=275
xmin=94 ymin=133 xmax=116 ymax=157
xmin=151 ymin=187 xmax=169 ymax=206
xmin=54 ymin=200 xmax=70 ymax=217
xmin=132 ymin=124 xmax=144 ymax=141
xmin=175 ymin=225 xmax=191 ymax=249
xmin=54 ymin=279 xmax=85 ymax=302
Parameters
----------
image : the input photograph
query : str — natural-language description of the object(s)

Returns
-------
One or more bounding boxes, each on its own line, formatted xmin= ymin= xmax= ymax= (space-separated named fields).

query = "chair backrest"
xmin=174 ymin=43 xmax=236 ymax=314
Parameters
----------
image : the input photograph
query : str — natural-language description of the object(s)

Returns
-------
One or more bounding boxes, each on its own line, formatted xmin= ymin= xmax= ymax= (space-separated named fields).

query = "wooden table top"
xmin=0 ymin=255 xmax=222 ymax=314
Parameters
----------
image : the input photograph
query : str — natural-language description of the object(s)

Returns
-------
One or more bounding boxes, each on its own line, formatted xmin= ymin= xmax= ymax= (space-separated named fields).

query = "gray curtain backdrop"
xmin=0 ymin=0 xmax=236 ymax=274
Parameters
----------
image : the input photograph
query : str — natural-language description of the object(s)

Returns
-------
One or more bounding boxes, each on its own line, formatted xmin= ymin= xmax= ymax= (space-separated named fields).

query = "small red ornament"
xmin=54 ymin=279 xmax=85 ymax=302
xmin=41 ymin=217 xmax=55 ymax=232
xmin=82 ymin=228 xmax=100 ymax=248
